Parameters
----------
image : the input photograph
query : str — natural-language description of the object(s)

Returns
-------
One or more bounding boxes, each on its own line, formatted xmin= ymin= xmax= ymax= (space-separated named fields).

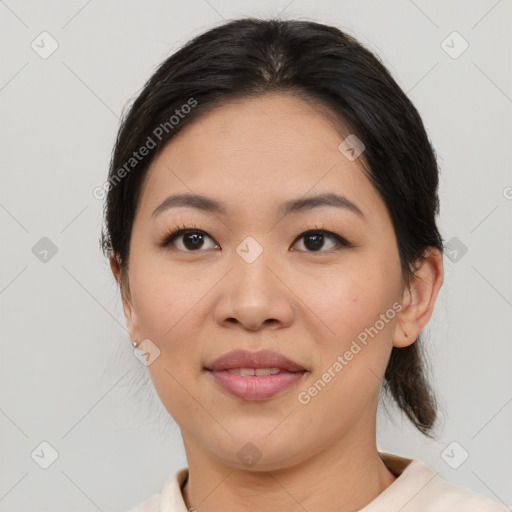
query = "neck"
xmin=180 ymin=424 xmax=396 ymax=512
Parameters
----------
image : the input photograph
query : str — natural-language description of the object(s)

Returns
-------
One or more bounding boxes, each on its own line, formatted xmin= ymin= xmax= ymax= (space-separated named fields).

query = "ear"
xmin=393 ymin=247 xmax=444 ymax=348
xmin=109 ymin=253 xmax=141 ymax=343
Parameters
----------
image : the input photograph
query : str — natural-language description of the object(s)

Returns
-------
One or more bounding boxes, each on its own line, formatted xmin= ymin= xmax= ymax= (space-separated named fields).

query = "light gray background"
xmin=1 ymin=0 xmax=511 ymax=510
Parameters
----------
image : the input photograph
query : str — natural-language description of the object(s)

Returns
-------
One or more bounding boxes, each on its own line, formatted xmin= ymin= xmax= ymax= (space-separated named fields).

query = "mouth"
xmin=222 ymin=367 xmax=299 ymax=376
xmin=204 ymin=349 xmax=308 ymax=401
xmin=205 ymin=349 xmax=307 ymax=373
xmin=206 ymin=368 xmax=307 ymax=401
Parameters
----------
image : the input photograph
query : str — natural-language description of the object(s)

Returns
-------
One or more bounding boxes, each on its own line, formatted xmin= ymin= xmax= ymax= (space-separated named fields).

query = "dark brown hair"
xmin=100 ymin=18 xmax=444 ymax=437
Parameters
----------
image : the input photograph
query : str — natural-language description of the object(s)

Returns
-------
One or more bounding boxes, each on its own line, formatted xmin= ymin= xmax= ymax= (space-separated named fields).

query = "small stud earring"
xmin=132 ymin=339 xmax=139 ymax=348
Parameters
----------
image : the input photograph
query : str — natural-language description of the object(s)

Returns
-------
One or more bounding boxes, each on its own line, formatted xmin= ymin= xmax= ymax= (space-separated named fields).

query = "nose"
xmin=213 ymin=254 xmax=295 ymax=332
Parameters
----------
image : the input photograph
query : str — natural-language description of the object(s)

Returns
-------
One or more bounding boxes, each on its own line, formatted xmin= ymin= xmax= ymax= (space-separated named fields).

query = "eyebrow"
xmin=151 ymin=192 xmax=365 ymax=219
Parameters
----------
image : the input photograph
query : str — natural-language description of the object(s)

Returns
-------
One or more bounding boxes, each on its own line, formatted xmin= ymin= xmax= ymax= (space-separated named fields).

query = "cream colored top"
xmin=127 ymin=452 xmax=509 ymax=511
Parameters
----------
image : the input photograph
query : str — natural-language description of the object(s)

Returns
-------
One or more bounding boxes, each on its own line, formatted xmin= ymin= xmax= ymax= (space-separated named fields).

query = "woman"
xmin=101 ymin=17 xmax=507 ymax=512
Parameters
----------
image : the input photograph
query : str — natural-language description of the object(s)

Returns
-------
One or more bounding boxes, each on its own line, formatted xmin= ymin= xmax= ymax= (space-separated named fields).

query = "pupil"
xmin=184 ymin=233 xmax=203 ymax=250
xmin=306 ymin=234 xmax=323 ymax=251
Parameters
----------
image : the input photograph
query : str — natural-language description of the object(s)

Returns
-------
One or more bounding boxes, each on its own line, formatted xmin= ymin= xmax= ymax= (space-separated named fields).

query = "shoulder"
xmin=374 ymin=452 xmax=509 ymax=512
xmin=124 ymin=467 xmax=189 ymax=512
xmin=418 ymin=473 xmax=509 ymax=511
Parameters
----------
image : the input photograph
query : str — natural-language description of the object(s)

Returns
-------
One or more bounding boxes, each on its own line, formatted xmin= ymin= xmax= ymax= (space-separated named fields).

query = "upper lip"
xmin=206 ymin=349 xmax=306 ymax=373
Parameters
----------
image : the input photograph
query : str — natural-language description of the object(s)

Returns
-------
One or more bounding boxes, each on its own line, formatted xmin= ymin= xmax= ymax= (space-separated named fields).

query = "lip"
xmin=205 ymin=349 xmax=308 ymax=402
xmin=206 ymin=349 xmax=306 ymax=372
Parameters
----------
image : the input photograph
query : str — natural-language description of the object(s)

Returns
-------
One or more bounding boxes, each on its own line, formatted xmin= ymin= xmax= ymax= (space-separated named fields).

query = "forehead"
xmin=170 ymin=93 xmax=351 ymax=163
xmin=138 ymin=93 xmax=385 ymax=221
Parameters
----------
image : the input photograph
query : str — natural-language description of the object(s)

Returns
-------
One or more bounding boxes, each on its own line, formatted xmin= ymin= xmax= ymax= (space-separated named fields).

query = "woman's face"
xmin=121 ymin=93 xmax=408 ymax=469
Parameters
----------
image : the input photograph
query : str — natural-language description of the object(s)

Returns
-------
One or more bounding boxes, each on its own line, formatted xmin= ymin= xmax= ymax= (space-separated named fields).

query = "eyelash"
xmin=159 ymin=223 xmax=353 ymax=253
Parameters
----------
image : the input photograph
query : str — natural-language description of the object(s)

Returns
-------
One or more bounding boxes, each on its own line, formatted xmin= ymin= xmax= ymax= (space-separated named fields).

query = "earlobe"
xmin=393 ymin=247 xmax=444 ymax=348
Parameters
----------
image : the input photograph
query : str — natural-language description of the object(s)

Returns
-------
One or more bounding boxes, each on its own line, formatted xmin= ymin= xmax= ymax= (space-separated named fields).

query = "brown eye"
xmin=164 ymin=229 xmax=218 ymax=251
xmin=292 ymin=230 xmax=349 ymax=252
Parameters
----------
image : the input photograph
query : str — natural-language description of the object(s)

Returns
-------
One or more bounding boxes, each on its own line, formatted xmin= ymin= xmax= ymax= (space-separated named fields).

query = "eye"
xmin=160 ymin=225 xmax=352 ymax=253
xmin=291 ymin=229 xmax=350 ymax=253
xmin=160 ymin=225 xmax=219 ymax=251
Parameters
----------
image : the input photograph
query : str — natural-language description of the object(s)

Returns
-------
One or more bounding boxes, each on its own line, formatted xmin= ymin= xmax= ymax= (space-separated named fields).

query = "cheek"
xmin=129 ymin=264 xmax=208 ymax=422
xmin=296 ymin=272 xmax=399 ymax=429
xmin=307 ymin=257 xmax=401 ymax=388
xmin=129 ymin=254 xmax=208 ymax=343
xmin=307 ymin=262 xmax=396 ymax=337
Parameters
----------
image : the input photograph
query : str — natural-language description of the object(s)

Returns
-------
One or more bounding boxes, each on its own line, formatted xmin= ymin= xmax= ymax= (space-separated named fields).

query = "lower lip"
xmin=208 ymin=370 xmax=306 ymax=401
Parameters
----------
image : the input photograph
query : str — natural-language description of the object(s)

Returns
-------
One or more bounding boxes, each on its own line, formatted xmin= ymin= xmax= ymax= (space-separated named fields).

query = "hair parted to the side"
xmin=100 ymin=17 xmax=444 ymax=437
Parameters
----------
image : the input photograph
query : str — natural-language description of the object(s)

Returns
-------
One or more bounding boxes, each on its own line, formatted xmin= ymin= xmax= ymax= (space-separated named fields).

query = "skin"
xmin=111 ymin=93 xmax=443 ymax=512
